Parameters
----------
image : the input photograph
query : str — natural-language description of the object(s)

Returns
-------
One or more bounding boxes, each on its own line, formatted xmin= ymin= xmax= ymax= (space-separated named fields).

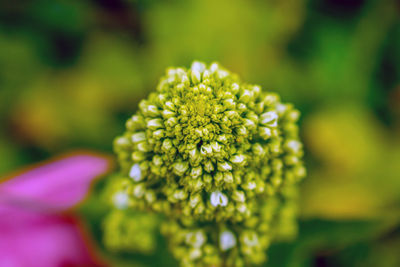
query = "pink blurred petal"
xmin=0 ymin=212 xmax=101 ymax=267
xmin=0 ymin=152 xmax=111 ymax=267
xmin=0 ymin=152 xmax=112 ymax=210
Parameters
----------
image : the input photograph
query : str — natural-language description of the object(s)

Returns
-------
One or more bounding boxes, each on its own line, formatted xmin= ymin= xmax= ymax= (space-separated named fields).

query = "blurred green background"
xmin=0 ymin=0 xmax=399 ymax=266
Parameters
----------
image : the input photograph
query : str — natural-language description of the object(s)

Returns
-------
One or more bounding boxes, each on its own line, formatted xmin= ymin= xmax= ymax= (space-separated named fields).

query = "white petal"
xmin=217 ymin=70 xmax=228 ymax=80
xmin=146 ymin=105 xmax=159 ymax=116
xmin=191 ymin=70 xmax=201 ymax=84
xmin=173 ymin=161 xmax=189 ymax=176
xmin=210 ymin=191 xmax=228 ymax=207
xmin=210 ymin=63 xmax=219 ymax=73
xmin=167 ymin=68 xmax=177 ymax=76
xmin=131 ymin=132 xmax=146 ymax=143
xmin=191 ymin=61 xmax=206 ymax=73
xmin=276 ymin=103 xmax=287 ymax=114
xmin=129 ymin=164 xmax=142 ymax=181
xmin=231 ymin=154 xmax=245 ymax=165
xmin=200 ymin=144 xmax=212 ymax=156
xmin=115 ymin=137 xmax=129 ymax=146
xmin=233 ymin=191 xmax=245 ymax=202
xmin=210 ymin=141 xmax=222 ymax=152
xmin=218 ymin=161 xmax=232 ymax=171
xmin=231 ymin=83 xmax=240 ymax=93
xmin=260 ymin=111 xmax=278 ymax=126
xmin=147 ymin=118 xmax=163 ymax=129
xmin=259 ymin=127 xmax=272 ymax=139
xmin=220 ymin=230 xmax=236 ymax=251
xmin=202 ymin=69 xmax=211 ymax=79
xmin=186 ymin=231 xmax=206 ymax=248
xmin=286 ymin=140 xmax=302 ymax=154
xmin=113 ymin=192 xmax=129 ymax=209
xmin=189 ymin=248 xmax=202 ymax=260
xmin=133 ymin=184 xmax=145 ymax=198
xmin=247 ymin=181 xmax=256 ymax=190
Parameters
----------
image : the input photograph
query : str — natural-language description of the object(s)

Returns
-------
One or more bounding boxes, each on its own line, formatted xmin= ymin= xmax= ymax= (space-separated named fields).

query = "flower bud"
xmin=110 ymin=61 xmax=306 ymax=267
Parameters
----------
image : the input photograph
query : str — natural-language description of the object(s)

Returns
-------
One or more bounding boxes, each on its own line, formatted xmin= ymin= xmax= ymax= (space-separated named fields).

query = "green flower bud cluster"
xmin=109 ymin=61 xmax=306 ymax=266
xmin=102 ymin=175 xmax=160 ymax=255
xmin=160 ymin=184 xmax=301 ymax=267
xmin=103 ymin=209 xmax=159 ymax=254
xmin=114 ymin=61 xmax=305 ymax=221
xmin=161 ymin=195 xmax=281 ymax=267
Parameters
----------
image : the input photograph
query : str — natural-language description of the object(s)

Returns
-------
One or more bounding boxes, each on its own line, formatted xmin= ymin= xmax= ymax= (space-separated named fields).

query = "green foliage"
xmin=0 ymin=0 xmax=399 ymax=266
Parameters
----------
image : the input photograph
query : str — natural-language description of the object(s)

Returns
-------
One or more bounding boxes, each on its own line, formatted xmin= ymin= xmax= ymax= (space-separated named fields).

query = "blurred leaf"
xmin=267 ymin=218 xmax=399 ymax=267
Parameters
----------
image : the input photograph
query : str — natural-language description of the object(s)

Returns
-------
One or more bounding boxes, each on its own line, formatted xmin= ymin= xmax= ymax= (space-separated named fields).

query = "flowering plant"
xmin=105 ymin=61 xmax=306 ymax=266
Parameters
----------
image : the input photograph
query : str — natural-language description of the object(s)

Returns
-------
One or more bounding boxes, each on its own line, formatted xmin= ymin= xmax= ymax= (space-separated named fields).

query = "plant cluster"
xmin=105 ymin=61 xmax=305 ymax=266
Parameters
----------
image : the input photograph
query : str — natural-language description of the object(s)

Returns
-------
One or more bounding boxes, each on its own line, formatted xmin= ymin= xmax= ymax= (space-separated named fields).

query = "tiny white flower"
xmin=200 ymin=144 xmax=212 ymax=156
xmin=191 ymin=61 xmax=206 ymax=73
xmin=147 ymin=118 xmax=163 ymax=129
xmin=247 ymin=181 xmax=256 ymax=190
xmin=129 ymin=164 xmax=142 ymax=181
xmin=173 ymin=190 xmax=186 ymax=200
xmin=186 ymin=231 xmax=206 ymax=248
xmin=133 ymin=184 xmax=145 ymax=198
xmin=276 ymin=103 xmax=287 ymax=114
xmin=218 ymin=161 xmax=232 ymax=171
xmin=181 ymin=74 xmax=189 ymax=84
xmin=232 ymin=191 xmax=246 ymax=202
xmin=189 ymin=194 xmax=201 ymax=208
xmin=220 ymin=230 xmax=236 ymax=251
xmin=259 ymin=127 xmax=272 ymax=139
xmin=131 ymin=132 xmax=146 ymax=143
xmin=260 ymin=111 xmax=278 ymax=126
xmin=167 ymin=75 xmax=176 ymax=84
xmin=191 ymin=70 xmax=201 ymax=84
xmin=113 ymin=191 xmax=129 ymax=209
xmin=230 ymin=154 xmax=245 ymax=165
xmin=224 ymin=172 xmax=234 ymax=183
xmin=223 ymin=98 xmax=236 ymax=109
xmin=210 ymin=141 xmax=222 ymax=153
xmin=167 ymin=68 xmax=177 ymax=76
xmin=217 ymin=70 xmax=228 ymax=79
xmin=176 ymin=68 xmax=186 ymax=78
xmin=165 ymin=101 xmax=175 ymax=110
xmin=231 ymin=83 xmax=240 ymax=93
xmin=115 ymin=137 xmax=129 ymax=146
xmin=189 ymin=248 xmax=202 ymax=260
xmin=188 ymin=148 xmax=199 ymax=161
xmin=210 ymin=63 xmax=219 ymax=73
xmin=173 ymin=161 xmax=189 ymax=176
xmin=286 ymin=140 xmax=302 ymax=154
xmin=236 ymin=125 xmax=248 ymax=136
xmin=237 ymin=203 xmax=247 ymax=213
xmin=191 ymin=166 xmax=203 ymax=178
xmin=240 ymin=89 xmax=252 ymax=103
xmin=146 ymin=105 xmax=159 ymax=116
xmin=253 ymin=85 xmax=261 ymax=95
xmin=202 ymin=69 xmax=211 ymax=79
xmin=162 ymin=109 xmax=175 ymax=118
xmin=210 ymin=191 xmax=228 ymax=207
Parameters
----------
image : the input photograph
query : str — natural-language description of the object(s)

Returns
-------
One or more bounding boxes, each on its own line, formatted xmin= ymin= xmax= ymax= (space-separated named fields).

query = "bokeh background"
xmin=1 ymin=0 xmax=399 ymax=266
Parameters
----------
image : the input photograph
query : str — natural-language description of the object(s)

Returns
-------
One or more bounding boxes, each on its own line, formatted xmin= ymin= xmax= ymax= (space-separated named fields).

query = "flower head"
xmin=111 ymin=61 xmax=306 ymax=266
xmin=114 ymin=61 xmax=305 ymax=223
